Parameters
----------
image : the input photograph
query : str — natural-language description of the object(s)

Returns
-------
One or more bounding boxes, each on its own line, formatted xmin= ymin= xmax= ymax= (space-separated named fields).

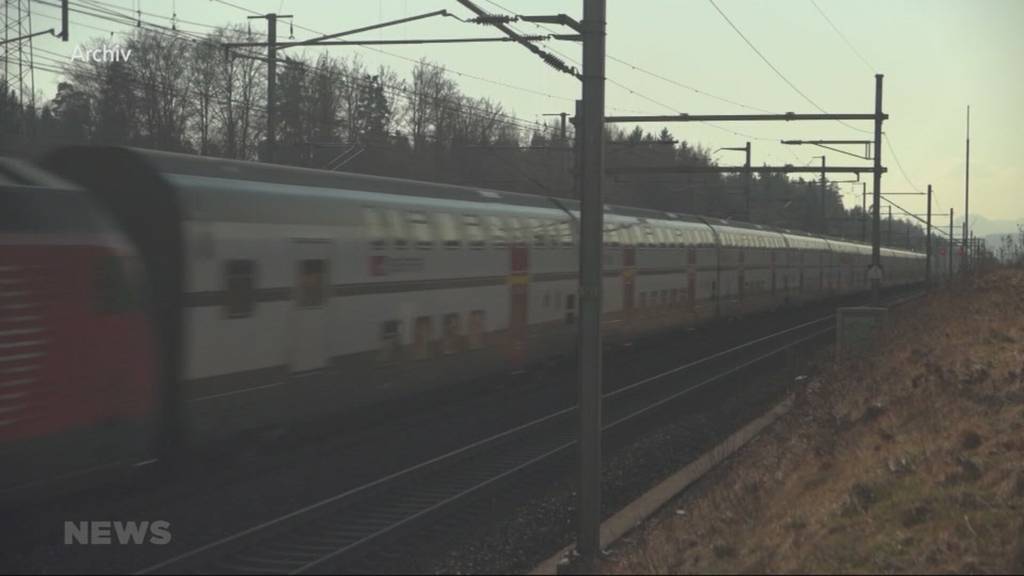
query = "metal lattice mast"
xmin=2 ymin=0 xmax=37 ymax=117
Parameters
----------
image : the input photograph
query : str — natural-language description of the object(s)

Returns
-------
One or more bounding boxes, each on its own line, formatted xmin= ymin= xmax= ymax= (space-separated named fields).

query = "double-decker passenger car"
xmin=39 ymin=147 xmax=926 ymax=447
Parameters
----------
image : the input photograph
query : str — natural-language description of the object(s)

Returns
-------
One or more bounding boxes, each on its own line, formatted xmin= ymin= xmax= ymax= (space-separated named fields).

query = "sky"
xmin=21 ymin=0 xmax=1024 ymax=229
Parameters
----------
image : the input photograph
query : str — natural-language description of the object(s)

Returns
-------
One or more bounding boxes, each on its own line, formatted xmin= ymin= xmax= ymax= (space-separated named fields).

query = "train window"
xmin=436 ymin=212 xmax=461 ymax=249
xmin=548 ymin=222 xmax=561 ymax=247
xmin=656 ymin=227 xmax=670 ymax=247
xmin=543 ymin=220 xmax=554 ymax=246
xmin=378 ymin=320 xmax=402 ymax=363
xmin=442 ymin=313 xmax=463 ymax=355
xmin=224 ymin=259 xmax=255 ymax=318
xmin=463 ymin=215 xmax=486 ymax=248
xmin=486 ymin=216 xmax=507 ymax=248
xmin=386 ymin=209 xmax=408 ymax=249
xmin=565 ymin=294 xmax=576 ymax=325
xmin=559 ymin=222 xmax=574 ymax=247
xmin=643 ymin=224 xmax=657 ymax=247
xmin=671 ymin=228 xmax=684 ymax=247
xmin=604 ymin=225 xmax=621 ymax=247
xmin=414 ymin=316 xmax=433 ymax=360
xmin=620 ymin=226 xmax=633 ymax=246
xmin=364 ymin=207 xmax=386 ymax=249
xmin=543 ymin=291 xmax=551 ymax=308
xmin=468 ymin=310 xmax=485 ymax=349
xmin=507 ymin=217 xmax=524 ymax=245
xmin=528 ymin=218 xmax=546 ymax=247
xmin=660 ymin=289 xmax=669 ymax=305
xmin=542 ymin=219 xmax=555 ymax=246
xmin=297 ymin=259 xmax=327 ymax=308
xmin=407 ymin=212 xmax=434 ymax=248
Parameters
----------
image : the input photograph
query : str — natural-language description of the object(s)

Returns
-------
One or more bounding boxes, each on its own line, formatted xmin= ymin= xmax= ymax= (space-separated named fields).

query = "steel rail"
xmin=139 ymin=290 xmax=923 ymax=574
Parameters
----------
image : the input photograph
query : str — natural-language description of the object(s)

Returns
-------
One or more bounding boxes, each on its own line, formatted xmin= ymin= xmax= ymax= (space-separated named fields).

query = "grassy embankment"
xmin=604 ymin=269 xmax=1024 ymax=574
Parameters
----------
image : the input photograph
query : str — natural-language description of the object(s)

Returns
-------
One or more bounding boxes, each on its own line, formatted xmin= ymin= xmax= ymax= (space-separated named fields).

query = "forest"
xmin=1 ymin=27 xmax=936 ymax=248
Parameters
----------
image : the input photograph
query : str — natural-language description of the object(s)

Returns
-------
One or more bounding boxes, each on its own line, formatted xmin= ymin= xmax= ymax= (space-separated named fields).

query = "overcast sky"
xmin=25 ymin=0 xmax=1024 ymax=227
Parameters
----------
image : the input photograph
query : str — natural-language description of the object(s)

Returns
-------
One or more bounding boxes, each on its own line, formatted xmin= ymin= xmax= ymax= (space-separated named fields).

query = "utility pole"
xmin=744 ymin=141 xmax=752 ymax=221
xmin=963 ymin=105 xmax=970 ymax=274
xmin=249 ymin=13 xmax=292 ymax=163
xmin=716 ymin=143 xmax=753 ymax=221
xmin=549 ymin=111 xmax=572 ymax=194
xmin=969 ymin=230 xmax=975 ymax=273
xmin=926 ymin=184 xmax=932 ymax=286
xmin=870 ymin=74 xmax=884 ymax=305
xmin=577 ymin=0 xmax=605 ymax=566
xmin=861 ymin=182 xmax=867 ymax=242
xmin=819 ymin=155 xmax=827 ymax=234
xmin=887 ymin=205 xmax=892 ymax=246
xmin=949 ymin=208 xmax=954 ymax=284
xmin=544 ymin=112 xmax=569 ymax=144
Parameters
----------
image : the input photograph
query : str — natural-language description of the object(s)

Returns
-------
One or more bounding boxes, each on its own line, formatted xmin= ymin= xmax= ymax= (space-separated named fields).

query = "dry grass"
xmin=603 ymin=270 xmax=1024 ymax=574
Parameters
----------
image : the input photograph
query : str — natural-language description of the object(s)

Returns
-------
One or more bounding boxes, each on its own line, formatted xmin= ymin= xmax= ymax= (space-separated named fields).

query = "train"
xmin=2 ymin=146 xmax=939 ymax=496
xmin=0 ymin=157 xmax=157 ymax=495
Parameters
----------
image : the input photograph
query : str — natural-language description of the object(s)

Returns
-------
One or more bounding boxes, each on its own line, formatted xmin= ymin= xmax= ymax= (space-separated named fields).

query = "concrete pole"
xmin=949 ymin=208 xmax=954 ymax=285
xmin=744 ymin=141 xmax=752 ymax=222
xmin=870 ymin=74 xmax=884 ymax=304
xmin=926 ymin=184 xmax=932 ymax=286
xmin=861 ymin=182 xmax=867 ymax=242
xmin=576 ymin=0 xmax=606 ymax=564
xmin=963 ymin=105 xmax=970 ymax=274
xmin=267 ymin=14 xmax=277 ymax=163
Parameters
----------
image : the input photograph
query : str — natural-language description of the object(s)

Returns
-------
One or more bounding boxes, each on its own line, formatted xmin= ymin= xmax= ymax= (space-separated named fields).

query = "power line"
xmin=808 ymin=0 xmax=875 ymax=73
xmin=706 ymin=0 xmax=871 ymax=136
xmin=32 ymin=2 xmax=556 ymax=137
xmin=83 ymin=0 xmax=239 ymax=33
xmin=476 ymin=1 xmax=812 ymax=165
xmin=209 ymin=0 xmax=582 ymax=108
xmin=479 ymin=0 xmax=775 ymax=117
xmin=606 ymin=55 xmax=774 ymax=114
xmin=798 ymin=1 xmax=930 ymax=220
xmin=883 ymin=132 xmax=922 ymax=193
xmin=604 ymin=76 xmax=775 ymax=144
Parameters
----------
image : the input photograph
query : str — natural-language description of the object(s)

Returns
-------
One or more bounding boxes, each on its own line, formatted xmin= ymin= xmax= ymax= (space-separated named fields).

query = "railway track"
xmin=139 ymin=291 xmax=925 ymax=575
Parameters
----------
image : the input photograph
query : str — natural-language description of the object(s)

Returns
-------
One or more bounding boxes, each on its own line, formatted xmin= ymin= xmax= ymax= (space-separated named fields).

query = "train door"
xmin=290 ymin=240 xmax=331 ymax=373
xmin=507 ymin=244 xmax=529 ymax=366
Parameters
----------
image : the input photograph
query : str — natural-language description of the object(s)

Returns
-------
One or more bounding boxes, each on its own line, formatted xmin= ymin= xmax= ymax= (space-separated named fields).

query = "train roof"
xmin=0 ymin=156 xmax=81 ymax=189
xmin=127 ymin=148 xmax=565 ymax=211
xmin=37 ymin=146 xmax=924 ymax=257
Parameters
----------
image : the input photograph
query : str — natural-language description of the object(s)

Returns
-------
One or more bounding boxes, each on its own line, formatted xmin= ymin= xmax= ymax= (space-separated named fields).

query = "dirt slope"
xmin=603 ymin=270 xmax=1024 ymax=574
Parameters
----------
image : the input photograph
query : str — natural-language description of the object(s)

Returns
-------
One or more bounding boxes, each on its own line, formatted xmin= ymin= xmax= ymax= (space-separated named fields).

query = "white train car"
xmin=41 ymin=147 xmax=926 ymax=443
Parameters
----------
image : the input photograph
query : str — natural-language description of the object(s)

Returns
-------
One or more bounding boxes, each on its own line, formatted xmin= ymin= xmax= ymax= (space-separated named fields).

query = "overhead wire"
xmin=31 ymin=0 xmax=557 ymax=137
xmin=476 ymin=0 xmax=810 ymax=164
xmin=808 ymin=0 xmax=875 ymax=74
xmin=706 ymin=0 xmax=871 ymax=136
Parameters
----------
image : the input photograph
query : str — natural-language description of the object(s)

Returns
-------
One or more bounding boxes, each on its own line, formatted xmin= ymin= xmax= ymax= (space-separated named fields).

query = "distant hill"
xmin=970 ymin=214 xmax=1024 ymax=238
